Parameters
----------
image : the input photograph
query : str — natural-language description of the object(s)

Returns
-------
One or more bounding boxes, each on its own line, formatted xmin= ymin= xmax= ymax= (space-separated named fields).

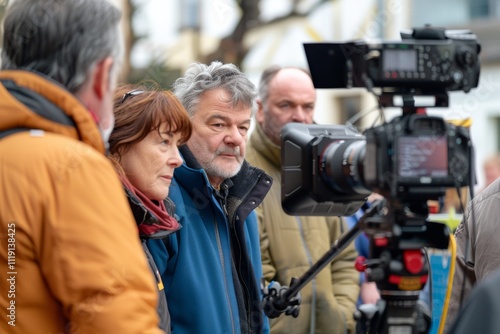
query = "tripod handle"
xmin=261 ymin=278 xmax=301 ymax=318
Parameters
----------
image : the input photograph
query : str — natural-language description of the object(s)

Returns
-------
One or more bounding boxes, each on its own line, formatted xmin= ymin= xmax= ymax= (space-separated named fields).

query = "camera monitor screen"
xmin=383 ymin=49 xmax=418 ymax=72
xmin=397 ymin=135 xmax=448 ymax=178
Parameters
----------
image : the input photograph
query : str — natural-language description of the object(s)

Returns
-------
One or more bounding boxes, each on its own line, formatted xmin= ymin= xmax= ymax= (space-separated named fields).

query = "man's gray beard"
xmin=198 ymin=146 xmax=244 ymax=181
xmin=203 ymin=162 xmax=243 ymax=181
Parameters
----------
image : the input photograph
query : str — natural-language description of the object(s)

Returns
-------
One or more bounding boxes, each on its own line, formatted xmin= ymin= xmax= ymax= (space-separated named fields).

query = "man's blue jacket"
xmin=148 ymin=146 xmax=272 ymax=334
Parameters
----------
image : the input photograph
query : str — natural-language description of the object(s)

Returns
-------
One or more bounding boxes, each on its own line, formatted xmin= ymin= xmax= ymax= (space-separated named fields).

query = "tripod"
xmin=261 ymin=198 xmax=450 ymax=334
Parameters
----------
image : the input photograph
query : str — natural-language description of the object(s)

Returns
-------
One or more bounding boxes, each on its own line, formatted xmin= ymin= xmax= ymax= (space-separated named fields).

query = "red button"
xmin=388 ymin=274 xmax=401 ymax=285
xmin=355 ymin=256 xmax=366 ymax=272
xmin=374 ymin=236 xmax=389 ymax=247
xmin=404 ymin=250 xmax=424 ymax=274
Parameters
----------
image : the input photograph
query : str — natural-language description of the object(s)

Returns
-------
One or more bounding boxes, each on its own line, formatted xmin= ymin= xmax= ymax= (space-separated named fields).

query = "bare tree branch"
xmin=262 ymin=0 xmax=330 ymax=25
xmin=203 ymin=0 xmax=259 ymax=65
xmin=122 ymin=0 xmax=148 ymax=83
xmin=203 ymin=0 xmax=331 ymax=67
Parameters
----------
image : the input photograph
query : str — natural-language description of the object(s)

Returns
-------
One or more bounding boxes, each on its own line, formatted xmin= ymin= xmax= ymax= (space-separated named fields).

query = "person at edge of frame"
xmin=0 ymin=1 xmax=164 ymax=333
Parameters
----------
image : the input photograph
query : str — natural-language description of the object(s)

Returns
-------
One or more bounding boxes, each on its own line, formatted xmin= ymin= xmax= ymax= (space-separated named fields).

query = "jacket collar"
xmin=174 ymin=144 xmax=273 ymax=221
xmin=124 ymin=187 xmax=180 ymax=239
xmin=250 ymin=122 xmax=282 ymax=167
xmin=0 ymin=70 xmax=105 ymax=153
xmin=174 ymin=145 xmax=213 ymax=195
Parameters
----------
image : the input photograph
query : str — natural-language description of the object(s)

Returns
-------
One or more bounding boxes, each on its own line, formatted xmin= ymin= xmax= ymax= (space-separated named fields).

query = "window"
xmin=470 ymin=0 xmax=490 ymax=18
xmin=180 ymin=0 xmax=200 ymax=29
xmin=412 ymin=0 xmax=498 ymax=27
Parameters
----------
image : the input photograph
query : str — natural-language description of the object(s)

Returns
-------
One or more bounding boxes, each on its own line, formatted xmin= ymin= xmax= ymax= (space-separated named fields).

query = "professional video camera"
xmin=261 ymin=26 xmax=480 ymax=334
xmin=282 ymin=27 xmax=479 ymax=215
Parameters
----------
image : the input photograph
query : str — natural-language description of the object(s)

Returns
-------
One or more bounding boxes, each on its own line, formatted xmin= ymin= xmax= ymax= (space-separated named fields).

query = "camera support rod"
xmin=261 ymin=205 xmax=380 ymax=318
xmin=378 ymin=92 xmax=449 ymax=109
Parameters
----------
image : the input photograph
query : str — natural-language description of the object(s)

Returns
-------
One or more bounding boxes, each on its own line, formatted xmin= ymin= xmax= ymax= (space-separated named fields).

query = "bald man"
xmin=246 ymin=66 xmax=360 ymax=334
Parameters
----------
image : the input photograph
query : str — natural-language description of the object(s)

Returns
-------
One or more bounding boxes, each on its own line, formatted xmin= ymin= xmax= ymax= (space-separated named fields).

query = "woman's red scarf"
xmin=120 ymin=175 xmax=179 ymax=236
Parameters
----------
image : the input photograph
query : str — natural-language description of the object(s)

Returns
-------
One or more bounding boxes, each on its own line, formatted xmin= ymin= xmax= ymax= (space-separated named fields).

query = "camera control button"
xmin=403 ymin=250 xmax=424 ymax=274
xmin=452 ymin=71 xmax=463 ymax=83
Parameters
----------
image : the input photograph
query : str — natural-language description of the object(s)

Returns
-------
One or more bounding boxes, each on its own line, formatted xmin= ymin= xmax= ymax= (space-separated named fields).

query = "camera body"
xmin=348 ymin=39 xmax=479 ymax=93
xmin=304 ymin=27 xmax=480 ymax=94
xmin=281 ymin=116 xmax=471 ymax=215
xmin=364 ymin=114 xmax=471 ymax=200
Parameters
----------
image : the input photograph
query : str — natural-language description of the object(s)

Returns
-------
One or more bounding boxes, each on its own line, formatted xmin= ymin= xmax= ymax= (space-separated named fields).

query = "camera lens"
xmin=320 ymin=139 xmax=371 ymax=196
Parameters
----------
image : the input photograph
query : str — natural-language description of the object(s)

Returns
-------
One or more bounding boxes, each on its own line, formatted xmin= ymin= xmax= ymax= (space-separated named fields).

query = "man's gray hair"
xmin=173 ymin=61 xmax=257 ymax=117
xmin=1 ymin=0 xmax=123 ymax=93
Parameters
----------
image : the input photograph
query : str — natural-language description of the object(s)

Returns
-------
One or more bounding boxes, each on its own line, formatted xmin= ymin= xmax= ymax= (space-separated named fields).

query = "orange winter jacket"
xmin=0 ymin=70 xmax=163 ymax=334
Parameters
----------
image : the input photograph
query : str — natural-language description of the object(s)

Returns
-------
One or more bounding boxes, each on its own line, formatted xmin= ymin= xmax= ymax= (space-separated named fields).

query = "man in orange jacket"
xmin=0 ymin=1 xmax=164 ymax=333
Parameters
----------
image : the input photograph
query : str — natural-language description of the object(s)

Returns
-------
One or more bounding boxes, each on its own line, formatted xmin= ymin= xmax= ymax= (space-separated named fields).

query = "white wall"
xmin=448 ymin=64 xmax=500 ymax=190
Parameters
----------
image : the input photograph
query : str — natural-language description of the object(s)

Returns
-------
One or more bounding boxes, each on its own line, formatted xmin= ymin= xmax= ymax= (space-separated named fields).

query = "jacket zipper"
xmin=214 ymin=216 xmax=237 ymax=334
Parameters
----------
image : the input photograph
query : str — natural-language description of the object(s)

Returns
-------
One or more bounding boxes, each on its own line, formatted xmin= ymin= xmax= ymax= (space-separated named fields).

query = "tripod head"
xmin=354 ymin=198 xmax=449 ymax=334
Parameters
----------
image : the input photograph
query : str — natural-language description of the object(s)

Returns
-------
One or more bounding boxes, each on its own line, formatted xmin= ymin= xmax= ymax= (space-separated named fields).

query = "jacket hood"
xmin=0 ymin=70 xmax=105 ymax=153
